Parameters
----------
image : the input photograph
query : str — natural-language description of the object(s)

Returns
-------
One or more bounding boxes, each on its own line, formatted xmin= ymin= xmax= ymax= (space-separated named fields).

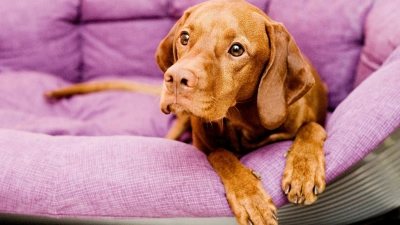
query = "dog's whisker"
xmin=152 ymin=94 xmax=161 ymax=104
xmin=232 ymin=106 xmax=242 ymax=120
xmin=209 ymin=120 xmax=214 ymax=129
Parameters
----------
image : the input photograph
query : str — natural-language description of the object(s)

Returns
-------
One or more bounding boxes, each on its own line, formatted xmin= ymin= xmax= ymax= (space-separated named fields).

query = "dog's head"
xmin=156 ymin=0 xmax=314 ymax=129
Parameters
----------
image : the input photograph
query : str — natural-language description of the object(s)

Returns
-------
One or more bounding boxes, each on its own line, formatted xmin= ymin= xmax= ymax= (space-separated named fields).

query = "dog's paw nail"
xmin=251 ymin=170 xmax=262 ymax=180
xmin=248 ymin=219 xmax=253 ymax=225
xmin=285 ymin=185 xmax=290 ymax=194
xmin=299 ymin=195 xmax=306 ymax=204
xmin=314 ymin=186 xmax=319 ymax=195
xmin=272 ymin=212 xmax=278 ymax=221
xmin=293 ymin=195 xmax=299 ymax=204
xmin=284 ymin=150 xmax=290 ymax=157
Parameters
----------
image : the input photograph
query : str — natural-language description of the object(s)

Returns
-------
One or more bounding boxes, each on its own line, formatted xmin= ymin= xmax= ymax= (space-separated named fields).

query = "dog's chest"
xmin=202 ymin=115 xmax=274 ymax=154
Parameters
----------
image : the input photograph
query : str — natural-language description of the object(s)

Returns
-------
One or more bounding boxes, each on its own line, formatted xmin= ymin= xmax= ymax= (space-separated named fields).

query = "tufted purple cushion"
xmin=0 ymin=71 xmax=173 ymax=137
xmin=0 ymin=0 xmax=81 ymax=82
xmin=81 ymin=19 xmax=171 ymax=81
xmin=354 ymin=0 xmax=400 ymax=87
xmin=81 ymin=0 xmax=168 ymax=20
xmin=80 ymin=0 xmax=174 ymax=81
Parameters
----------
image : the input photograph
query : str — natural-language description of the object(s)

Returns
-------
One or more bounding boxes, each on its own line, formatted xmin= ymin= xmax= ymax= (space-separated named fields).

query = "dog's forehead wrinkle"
xmin=188 ymin=4 xmax=243 ymax=31
xmin=204 ymin=15 xmax=261 ymax=57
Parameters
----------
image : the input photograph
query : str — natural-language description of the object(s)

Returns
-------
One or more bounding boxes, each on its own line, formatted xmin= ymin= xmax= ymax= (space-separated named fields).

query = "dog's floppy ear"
xmin=155 ymin=21 xmax=180 ymax=73
xmin=155 ymin=6 xmax=197 ymax=73
xmin=258 ymin=20 xmax=315 ymax=130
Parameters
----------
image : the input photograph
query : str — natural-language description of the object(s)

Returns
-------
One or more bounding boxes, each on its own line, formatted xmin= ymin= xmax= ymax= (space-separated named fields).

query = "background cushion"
xmin=80 ymin=0 xmax=174 ymax=81
xmin=354 ymin=0 xmax=400 ymax=87
xmin=0 ymin=0 xmax=81 ymax=82
xmin=81 ymin=19 xmax=171 ymax=81
xmin=0 ymin=71 xmax=174 ymax=137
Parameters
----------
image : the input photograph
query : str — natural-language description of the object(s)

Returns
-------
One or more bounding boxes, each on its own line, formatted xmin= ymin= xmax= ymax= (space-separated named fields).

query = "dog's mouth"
xmin=159 ymin=75 xmax=238 ymax=121
xmin=161 ymin=98 xmax=236 ymax=122
xmin=162 ymin=103 xmax=192 ymax=116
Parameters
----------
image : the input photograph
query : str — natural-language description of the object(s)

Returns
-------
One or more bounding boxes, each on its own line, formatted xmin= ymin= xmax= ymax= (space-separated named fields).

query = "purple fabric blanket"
xmin=1 ymin=0 xmax=399 ymax=219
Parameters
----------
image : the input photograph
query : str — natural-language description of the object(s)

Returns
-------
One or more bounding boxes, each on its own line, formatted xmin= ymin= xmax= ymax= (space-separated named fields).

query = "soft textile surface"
xmin=1 ymin=0 xmax=400 ymax=220
xmin=355 ymin=0 xmax=400 ymax=87
xmin=324 ymin=53 xmax=400 ymax=180
xmin=0 ymin=130 xmax=230 ymax=218
xmin=0 ymin=71 xmax=173 ymax=137
xmin=0 ymin=0 xmax=81 ymax=82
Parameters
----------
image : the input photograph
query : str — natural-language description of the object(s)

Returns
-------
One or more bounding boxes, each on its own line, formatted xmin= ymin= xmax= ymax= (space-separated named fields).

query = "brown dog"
xmin=47 ymin=0 xmax=328 ymax=224
xmin=156 ymin=0 xmax=327 ymax=224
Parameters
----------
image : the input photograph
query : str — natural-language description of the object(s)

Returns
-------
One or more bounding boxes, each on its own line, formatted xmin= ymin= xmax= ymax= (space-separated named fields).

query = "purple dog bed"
xmin=1 ymin=0 xmax=399 ymax=224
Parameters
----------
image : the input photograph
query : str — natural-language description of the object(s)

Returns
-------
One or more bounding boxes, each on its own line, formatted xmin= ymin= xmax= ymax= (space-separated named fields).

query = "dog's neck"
xmin=228 ymin=96 xmax=267 ymax=130
xmin=192 ymin=94 xmax=285 ymax=154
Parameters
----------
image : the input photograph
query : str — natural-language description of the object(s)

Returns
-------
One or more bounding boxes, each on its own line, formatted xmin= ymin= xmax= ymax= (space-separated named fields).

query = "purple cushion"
xmin=325 ymin=53 xmax=400 ymax=179
xmin=354 ymin=0 xmax=400 ymax=87
xmin=0 ymin=0 xmax=81 ymax=82
xmin=80 ymin=0 xmax=175 ymax=81
xmin=81 ymin=0 xmax=168 ymax=21
xmin=267 ymin=0 xmax=373 ymax=109
xmin=0 ymin=130 xmax=231 ymax=218
xmin=0 ymin=71 xmax=174 ymax=137
xmin=81 ymin=19 xmax=171 ymax=81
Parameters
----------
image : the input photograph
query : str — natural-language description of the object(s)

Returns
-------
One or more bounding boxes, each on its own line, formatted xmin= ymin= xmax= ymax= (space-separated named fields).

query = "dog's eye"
xmin=229 ymin=44 xmax=244 ymax=57
xmin=180 ymin=33 xmax=189 ymax=45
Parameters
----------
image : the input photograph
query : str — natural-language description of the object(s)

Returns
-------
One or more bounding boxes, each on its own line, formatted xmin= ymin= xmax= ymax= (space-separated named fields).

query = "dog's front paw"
xmin=281 ymin=143 xmax=326 ymax=205
xmin=226 ymin=170 xmax=278 ymax=225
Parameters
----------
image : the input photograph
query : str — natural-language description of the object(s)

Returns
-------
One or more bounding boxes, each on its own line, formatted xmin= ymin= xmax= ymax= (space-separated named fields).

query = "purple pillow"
xmin=0 ymin=0 xmax=81 ymax=82
xmin=354 ymin=0 xmax=400 ymax=87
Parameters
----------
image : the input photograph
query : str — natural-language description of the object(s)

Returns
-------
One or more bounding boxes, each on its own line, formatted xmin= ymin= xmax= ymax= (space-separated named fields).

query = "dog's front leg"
xmin=165 ymin=115 xmax=190 ymax=140
xmin=208 ymin=148 xmax=278 ymax=225
xmin=282 ymin=121 xmax=327 ymax=205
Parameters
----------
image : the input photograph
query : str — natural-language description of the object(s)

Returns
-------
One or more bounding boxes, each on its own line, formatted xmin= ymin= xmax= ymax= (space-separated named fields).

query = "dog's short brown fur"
xmin=47 ymin=1 xmax=328 ymax=224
